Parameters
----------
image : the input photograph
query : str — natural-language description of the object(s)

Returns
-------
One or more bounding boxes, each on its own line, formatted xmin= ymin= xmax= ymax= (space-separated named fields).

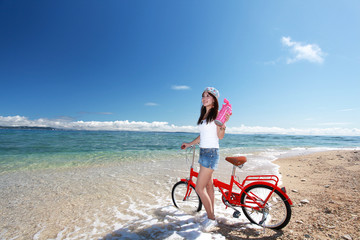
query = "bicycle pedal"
xmin=233 ymin=210 xmax=241 ymax=218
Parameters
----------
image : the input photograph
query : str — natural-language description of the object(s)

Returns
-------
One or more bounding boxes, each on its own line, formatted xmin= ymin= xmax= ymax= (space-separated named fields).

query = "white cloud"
xmin=1 ymin=115 xmax=360 ymax=136
xmin=263 ymin=60 xmax=276 ymax=65
xmin=145 ymin=102 xmax=158 ymax=106
xmin=0 ymin=115 xmax=197 ymax=132
xmin=318 ymin=122 xmax=351 ymax=126
xmin=78 ymin=111 xmax=113 ymax=115
xmin=171 ymin=85 xmax=191 ymax=90
xmin=228 ymin=124 xmax=360 ymax=136
xmin=281 ymin=36 xmax=325 ymax=64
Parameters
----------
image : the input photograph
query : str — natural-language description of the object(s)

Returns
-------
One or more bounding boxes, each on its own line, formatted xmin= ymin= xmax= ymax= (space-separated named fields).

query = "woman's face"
xmin=202 ymin=91 xmax=215 ymax=108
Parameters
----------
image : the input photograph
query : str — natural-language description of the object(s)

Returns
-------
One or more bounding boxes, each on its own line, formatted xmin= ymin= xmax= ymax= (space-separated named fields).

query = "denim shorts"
xmin=198 ymin=148 xmax=219 ymax=170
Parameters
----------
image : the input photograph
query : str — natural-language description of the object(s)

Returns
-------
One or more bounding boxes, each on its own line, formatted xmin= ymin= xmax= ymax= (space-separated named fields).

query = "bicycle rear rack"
xmin=242 ymin=175 xmax=279 ymax=186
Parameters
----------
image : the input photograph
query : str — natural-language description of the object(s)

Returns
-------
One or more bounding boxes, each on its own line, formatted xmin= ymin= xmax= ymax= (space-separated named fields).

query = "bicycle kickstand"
xmin=259 ymin=211 xmax=268 ymax=234
xmin=224 ymin=201 xmax=241 ymax=218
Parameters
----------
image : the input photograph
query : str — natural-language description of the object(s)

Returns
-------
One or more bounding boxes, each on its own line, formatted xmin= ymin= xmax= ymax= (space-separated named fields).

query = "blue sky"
xmin=1 ymin=1 xmax=360 ymax=135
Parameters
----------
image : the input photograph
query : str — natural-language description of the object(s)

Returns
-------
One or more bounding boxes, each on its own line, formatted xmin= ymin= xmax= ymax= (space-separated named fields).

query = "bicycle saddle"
xmin=225 ymin=156 xmax=247 ymax=166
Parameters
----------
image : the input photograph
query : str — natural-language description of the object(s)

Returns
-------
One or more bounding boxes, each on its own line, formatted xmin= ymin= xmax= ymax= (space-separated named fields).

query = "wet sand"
xmin=216 ymin=150 xmax=360 ymax=239
xmin=0 ymin=160 xmax=178 ymax=239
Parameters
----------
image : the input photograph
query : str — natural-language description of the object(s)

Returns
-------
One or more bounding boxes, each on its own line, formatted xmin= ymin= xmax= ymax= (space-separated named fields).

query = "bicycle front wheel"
xmin=172 ymin=181 xmax=202 ymax=213
xmin=240 ymin=184 xmax=291 ymax=230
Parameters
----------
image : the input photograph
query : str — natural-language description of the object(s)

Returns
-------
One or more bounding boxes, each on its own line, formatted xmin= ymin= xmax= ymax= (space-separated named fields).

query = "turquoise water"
xmin=1 ymin=129 xmax=359 ymax=173
xmin=1 ymin=129 xmax=360 ymax=239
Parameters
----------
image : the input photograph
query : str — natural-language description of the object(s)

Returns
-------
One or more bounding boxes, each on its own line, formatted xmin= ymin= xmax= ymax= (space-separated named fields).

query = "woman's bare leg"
xmin=206 ymin=176 xmax=215 ymax=215
xmin=195 ymin=165 xmax=215 ymax=220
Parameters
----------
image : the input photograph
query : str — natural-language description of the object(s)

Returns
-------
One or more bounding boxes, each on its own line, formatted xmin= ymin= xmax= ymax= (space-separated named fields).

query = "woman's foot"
xmin=201 ymin=218 xmax=218 ymax=232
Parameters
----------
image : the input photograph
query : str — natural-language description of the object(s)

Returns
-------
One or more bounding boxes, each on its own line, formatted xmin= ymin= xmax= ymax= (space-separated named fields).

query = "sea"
xmin=1 ymin=129 xmax=359 ymax=239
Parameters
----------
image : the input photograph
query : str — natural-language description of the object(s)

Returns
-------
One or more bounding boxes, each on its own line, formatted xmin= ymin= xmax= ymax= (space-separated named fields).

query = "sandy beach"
xmin=216 ymin=150 xmax=360 ymax=240
xmin=1 ymin=148 xmax=359 ymax=239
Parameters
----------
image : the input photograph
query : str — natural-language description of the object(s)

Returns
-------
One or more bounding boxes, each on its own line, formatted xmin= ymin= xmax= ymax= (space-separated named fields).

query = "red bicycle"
xmin=172 ymin=145 xmax=293 ymax=230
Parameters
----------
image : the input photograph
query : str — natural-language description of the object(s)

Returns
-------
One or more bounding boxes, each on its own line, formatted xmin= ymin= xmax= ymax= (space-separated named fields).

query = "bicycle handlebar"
xmin=182 ymin=145 xmax=197 ymax=168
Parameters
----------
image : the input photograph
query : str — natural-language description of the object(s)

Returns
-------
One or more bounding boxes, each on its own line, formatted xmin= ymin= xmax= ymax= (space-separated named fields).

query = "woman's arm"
xmin=181 ymin=135 xmax=200 ymax=149
xmin=217 ymin=125 xmax=226 ymax=139
xmin=217 ymin=113 xmax=231 ymax=139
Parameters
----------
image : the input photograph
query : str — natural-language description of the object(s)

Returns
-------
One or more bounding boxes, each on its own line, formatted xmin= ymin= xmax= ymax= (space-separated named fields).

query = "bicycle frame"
xmin=180 ymin=146 xmax=293 ymax=210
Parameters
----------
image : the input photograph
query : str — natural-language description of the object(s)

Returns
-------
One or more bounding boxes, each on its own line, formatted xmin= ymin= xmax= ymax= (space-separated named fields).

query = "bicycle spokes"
xmin=172 ymin=181 xmax=202 ymax=213
xmin=241 ymin=184 xmax=292 ymax=230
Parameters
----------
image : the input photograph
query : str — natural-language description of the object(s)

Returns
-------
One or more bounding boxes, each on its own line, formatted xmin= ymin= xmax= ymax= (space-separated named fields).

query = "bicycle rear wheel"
xmin=240 ymin=184 xmax=291 ymax=230
xmin=172 ymin=181 xmax=202 ymax=213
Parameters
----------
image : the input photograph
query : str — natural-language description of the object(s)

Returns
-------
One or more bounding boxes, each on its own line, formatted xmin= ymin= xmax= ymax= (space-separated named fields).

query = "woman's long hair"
xmin=197 ymin=92 xmax=219 ymax=125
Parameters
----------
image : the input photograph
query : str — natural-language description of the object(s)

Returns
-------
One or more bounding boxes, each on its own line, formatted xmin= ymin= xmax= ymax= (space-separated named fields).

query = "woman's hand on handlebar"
xmin=181 ymin=136 xmax=200 ymax=150
xmin=181 ymin=143 xmax=191 ymax=150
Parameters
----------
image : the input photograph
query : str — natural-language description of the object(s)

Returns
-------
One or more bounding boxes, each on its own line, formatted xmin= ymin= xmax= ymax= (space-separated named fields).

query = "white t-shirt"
xmin=199 ymin=120 xmax=219 ymax=148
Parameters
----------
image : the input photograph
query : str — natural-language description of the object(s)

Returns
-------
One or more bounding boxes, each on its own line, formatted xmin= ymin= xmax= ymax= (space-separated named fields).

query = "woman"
xmin=181 ymin=87 xmax=230 ymax=231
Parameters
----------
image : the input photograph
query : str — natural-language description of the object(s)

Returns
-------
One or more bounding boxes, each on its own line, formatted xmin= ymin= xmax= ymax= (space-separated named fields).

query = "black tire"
xmin=172 ymin=181 xmax=202 ymax=213
xmin=240 ymin=184 xmax=291 ymax=230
